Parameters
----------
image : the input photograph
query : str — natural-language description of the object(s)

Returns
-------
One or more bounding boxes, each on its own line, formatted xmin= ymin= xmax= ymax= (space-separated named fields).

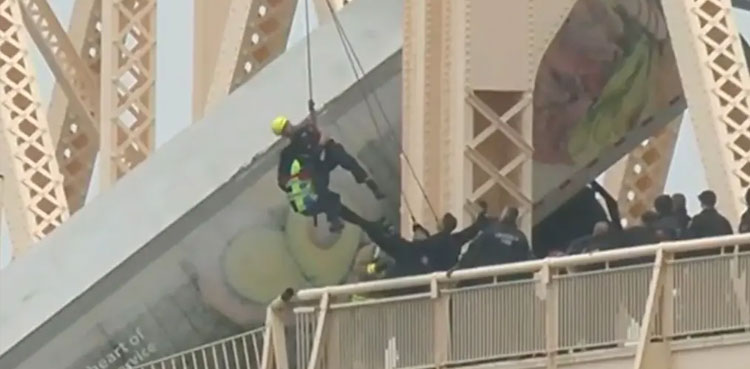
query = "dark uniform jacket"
xmin=419 ymin=216 xmax=487 ymax=271
xmin=688 ymin=208 xmax=733 ymax=239
xmin=739 ymin=209 xmax=750 ymax=233
xmin=277 ymin=124 xmax=323 ymax=191
xmin=461 ymin=220 xmax=530 ymax=269
xmin=360 ymin=216 xmax=487 ymax=278
xmin=653 ymin=215 xmax=682 ymax=240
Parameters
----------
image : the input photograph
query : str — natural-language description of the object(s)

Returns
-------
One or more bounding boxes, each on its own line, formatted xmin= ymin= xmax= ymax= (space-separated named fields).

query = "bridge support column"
xmin=401 ymin=0 xmax=578 ymax=237
xmin=662 ymin=0 xmax=750 ymax=225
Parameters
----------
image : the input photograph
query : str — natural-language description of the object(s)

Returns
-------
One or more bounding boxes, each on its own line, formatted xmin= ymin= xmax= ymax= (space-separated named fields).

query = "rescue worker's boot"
xmin=365 ymin=178 xmax=386 ymax=200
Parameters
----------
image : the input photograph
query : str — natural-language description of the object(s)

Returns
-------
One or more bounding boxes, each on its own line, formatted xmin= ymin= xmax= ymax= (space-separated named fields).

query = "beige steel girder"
xmin=99 ymin=0 xmax=156 ymax=188
xmin=400 ymin=0 xmax=449 ymax=233
xmin=19 ymin=0 xmax=100 ymax=212
xmin=606 ymin=117 xmax=683 ymax=226
xmin=45 ymin=0 xmax=100 ymax=211
xmin=193 ymin=0 xmax=232 ymax=121
xmin=401 ymin=0 xmax=577 ymax=235
xmin=663 ymin=0 xmax=750 ymax=225
xmin=0 ymin=0 xmax=69 ymax=255
xmin=203 ymin=0 xmax=297 ymax=118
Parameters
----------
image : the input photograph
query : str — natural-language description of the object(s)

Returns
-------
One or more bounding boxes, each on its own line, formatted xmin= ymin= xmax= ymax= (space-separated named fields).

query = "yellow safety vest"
xmin=350 ymin=263 xmax=380 ymax=302
xmin=286 ymin=159 xmax=317 ymax=213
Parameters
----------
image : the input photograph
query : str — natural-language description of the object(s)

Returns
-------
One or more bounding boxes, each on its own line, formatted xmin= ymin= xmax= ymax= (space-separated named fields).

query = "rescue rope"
xmin=323 ymin=18 xmax=420 ymax=222
xmin=322 ymin=0 xmax=440 ymax=226
xmin=304 ymin=0 xmax=314 ymax=108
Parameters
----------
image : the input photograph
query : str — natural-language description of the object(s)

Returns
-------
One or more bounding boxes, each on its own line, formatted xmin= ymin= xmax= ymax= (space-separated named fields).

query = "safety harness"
xmin=286 ymin=159 xmax=318 ymax=214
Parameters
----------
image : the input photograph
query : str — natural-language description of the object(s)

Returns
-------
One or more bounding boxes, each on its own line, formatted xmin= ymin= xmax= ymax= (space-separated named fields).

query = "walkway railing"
xmin=262 ymin=233 xmax=750 ymax=369
xmin=133 ymin=327 xmax=265 ymax=369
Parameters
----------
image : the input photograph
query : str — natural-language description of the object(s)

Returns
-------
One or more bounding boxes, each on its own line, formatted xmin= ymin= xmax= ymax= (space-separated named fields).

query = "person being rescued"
xmin=272 ymin=110 xmax=384 ymax=232
xmin=348 ymin=203 xmax=489 ymax=279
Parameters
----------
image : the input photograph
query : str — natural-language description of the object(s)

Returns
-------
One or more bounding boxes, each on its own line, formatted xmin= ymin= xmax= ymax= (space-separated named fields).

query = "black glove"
xmin=446 ymin=265 xmax=458 ymax=278
xmin=373 ymin=260 xmax=389 ymax=274
xmin=278 ymin=182 xmax=291 ymax=193
xmin=281 ymin=288 xmax=295 ymax=302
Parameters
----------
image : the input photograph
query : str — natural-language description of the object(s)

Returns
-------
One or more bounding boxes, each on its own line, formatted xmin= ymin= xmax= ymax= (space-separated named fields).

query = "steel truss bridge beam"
xmin=0 ymin=0 xmax=69 ymax=255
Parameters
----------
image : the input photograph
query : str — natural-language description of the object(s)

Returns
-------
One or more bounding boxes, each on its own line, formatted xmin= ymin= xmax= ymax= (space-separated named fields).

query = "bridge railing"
xmin=132 ymin=327 xmax=265 ymax=369
xmin=263 ymin=233 xmax=750 ymax=369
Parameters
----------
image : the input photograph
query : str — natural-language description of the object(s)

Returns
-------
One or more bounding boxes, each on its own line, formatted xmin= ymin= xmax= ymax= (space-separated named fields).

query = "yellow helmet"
xmin=271 ymin=116 xmax=290 ymax=136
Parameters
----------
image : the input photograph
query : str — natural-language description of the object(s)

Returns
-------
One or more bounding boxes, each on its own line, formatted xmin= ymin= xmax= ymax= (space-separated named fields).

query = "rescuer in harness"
xmin=274 ymin=108 xmax=384 ymax=232
xmin=272 ymin=114 xmax=385 ymax=200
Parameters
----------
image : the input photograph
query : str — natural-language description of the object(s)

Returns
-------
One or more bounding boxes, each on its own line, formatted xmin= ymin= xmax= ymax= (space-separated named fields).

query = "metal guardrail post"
xmin=730 ymin=254 xmax=750 ymax=327
xmin=431 ymin=277 xmax=450 ymax=367
xmin=660 ymin=252 xmax=675 ymax=339
xmin=306 ymin=293 xmax=330 ymax=369
xmin=537 ymin=263 xmax=559 ymax=369
xmin=261 ymin=305 xmax=289 ymax=369
xmin=325 ymin=312 xmax=341 ymax=369
xmin=634 ymin=250 xmax=669 ymax=369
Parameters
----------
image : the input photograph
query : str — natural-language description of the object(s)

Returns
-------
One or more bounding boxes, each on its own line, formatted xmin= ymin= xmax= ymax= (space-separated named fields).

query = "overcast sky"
xmin=0 ymin=3 xmax=747 ymax=267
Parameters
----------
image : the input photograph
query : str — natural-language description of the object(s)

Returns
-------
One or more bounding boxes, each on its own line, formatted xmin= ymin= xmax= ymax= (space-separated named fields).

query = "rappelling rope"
xmin=321 ymin=0 xmax=440 ymax=226
xmin=304 ymin=0 xmax=315 ymax=110
xmin=322 ymin=17 xmax=421 ymax=222
xmin=301 ymin=0 xmax=438 ymax=226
